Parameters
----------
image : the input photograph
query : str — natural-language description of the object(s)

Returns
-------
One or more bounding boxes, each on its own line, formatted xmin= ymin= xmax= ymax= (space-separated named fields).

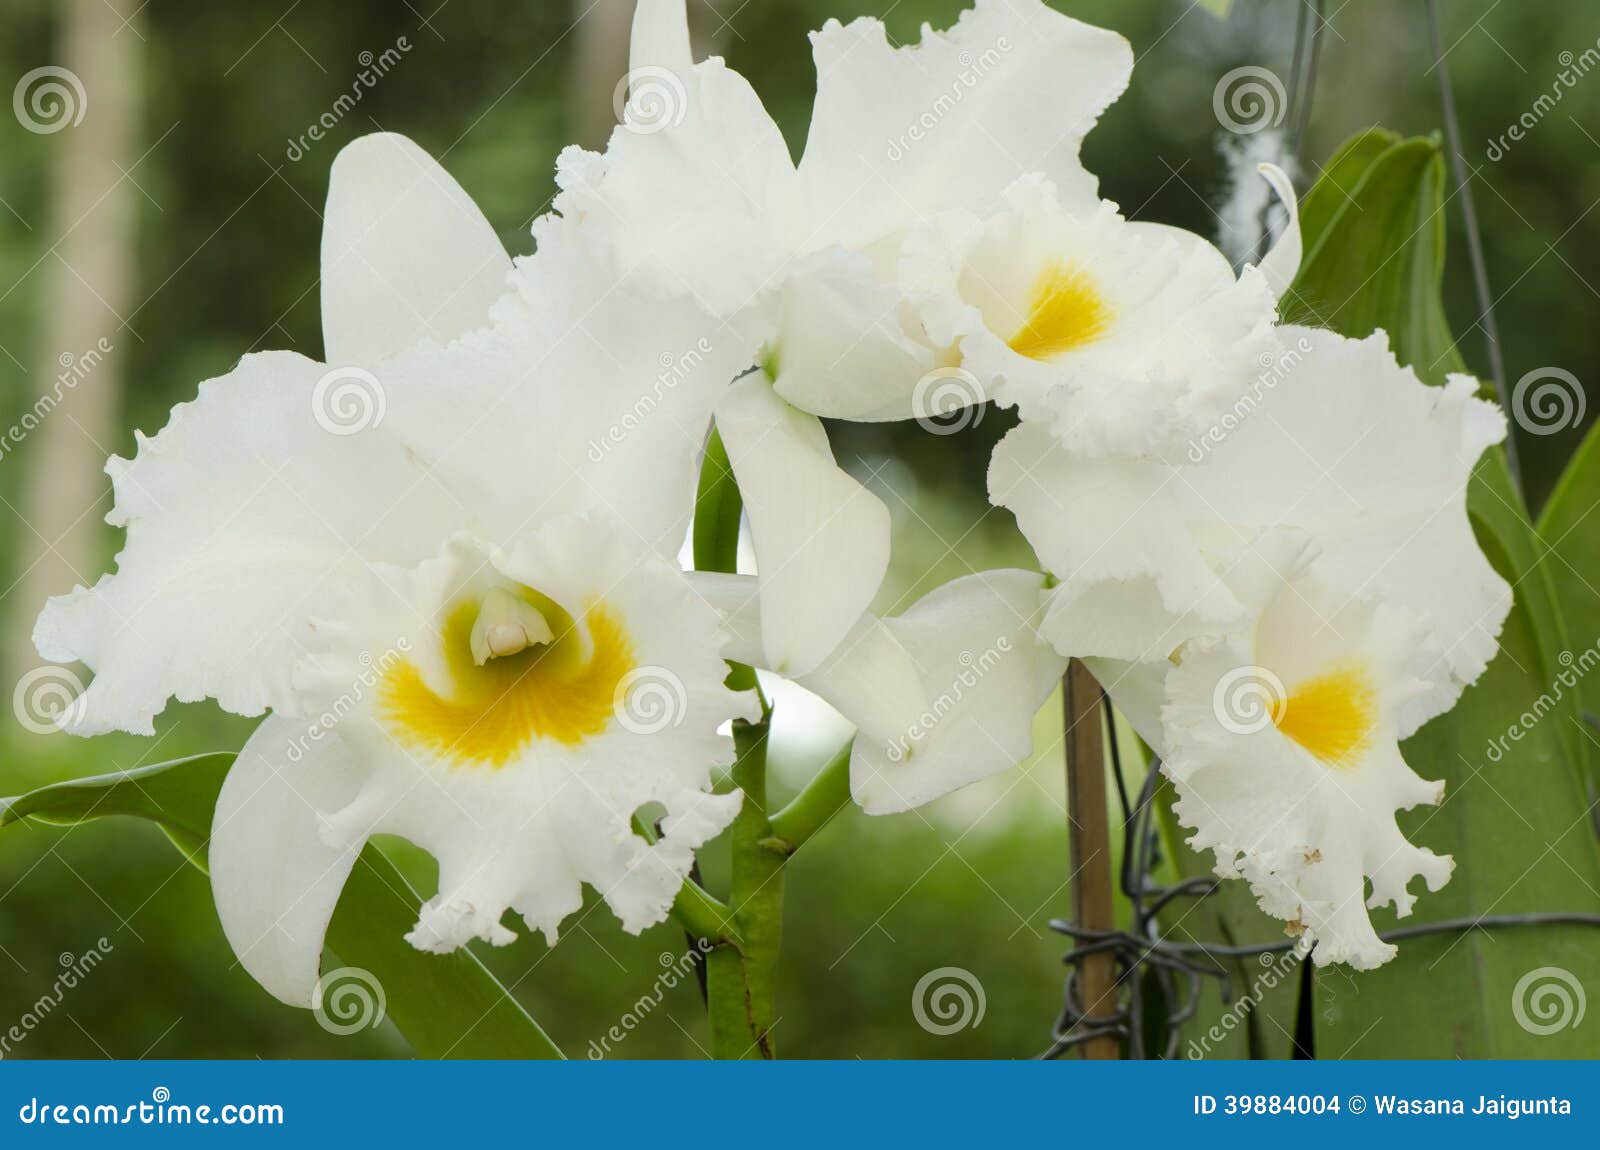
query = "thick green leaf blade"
xmin=0 ymin=752 xmax=233 ymax=868
xmin=1535 ymin=416 xmax=1600 ymax=659
xmin=1537 ymin=416 xmax=1600 ymax=547
xmin=1 ymin=754 xmax=564 ymax=1059
xmin=693 ymin=424 xmax=757 ymax=693
xmin=1532 ymin=419 xmax=1600 ymax=793
xmin=1285 ymin=134 xmax=1465 ymax=386
xmin=1469 ymin=452 xmax=1593 ymax=793
xmin=329 ymin=845 xmax=563 ymax=1059
xmin=1295 ymin=128 xmax=1399 ymax=251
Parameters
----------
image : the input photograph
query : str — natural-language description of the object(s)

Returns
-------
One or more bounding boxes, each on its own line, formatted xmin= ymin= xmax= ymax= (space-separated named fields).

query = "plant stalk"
xmin=694 ymin=416 xmax=783 ymax=1057
xmin=705 ymin=716 xmax=785 ymax=1058
xmin=1064 ymin=658 xmax=1120 ymax=1059
xmin=768 ymin=736 xmax=853 ymax=851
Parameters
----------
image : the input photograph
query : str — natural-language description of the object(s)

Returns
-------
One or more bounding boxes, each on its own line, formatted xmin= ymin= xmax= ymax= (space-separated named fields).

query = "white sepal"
xmin=714 ymin=374 xmax=891 ymax=677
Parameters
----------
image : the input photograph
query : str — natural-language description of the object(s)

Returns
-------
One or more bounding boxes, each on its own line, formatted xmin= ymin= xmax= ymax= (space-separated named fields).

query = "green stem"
xmin=768 ymin=736 xmax=854 ymax=852
xmin=705 ymin=716 xmax=785 ymax=1058
xmin=694 ymin=418 xmax=783 ymax=1057
xmin=631 ymin=813 xmax=742 ymax=946
xmin=672 ymin=872 xmax=741 ymax=948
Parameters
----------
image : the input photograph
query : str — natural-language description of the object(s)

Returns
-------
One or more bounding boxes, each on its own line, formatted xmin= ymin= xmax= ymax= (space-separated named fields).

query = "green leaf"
xmin=0 ymin=752 xmax=233 ymax=869
xmin=1316 ymin=528 xmax=1600 ymax=1057
xmin=1536 ymin=415 xmax=1600 ymax=661
xmin=693 ymin=424 xmax=757 ymax=694
xmin=329 ymin=846 xmax=563 ymax=1058
xmin=1 ymin=754 xmax=564 ymax=1059
xmin=1197 ymin=0 xmax=1234 ymax=16
xmin=692 ymin=425 xmax=742 ymax=576
xmin=1285 ymin=133 xmax=1465 ymax=386
xmin=1533 ymin=419 xmax=1600 ymax=793
xmin=1468 ymin=452 xmax=1593 ymax=795
xmin=1295 ymin=129 xmax=1398 ymax=250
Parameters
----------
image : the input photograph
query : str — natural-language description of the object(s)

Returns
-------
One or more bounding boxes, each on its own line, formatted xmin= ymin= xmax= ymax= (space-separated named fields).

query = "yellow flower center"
xmin=1007 ymin=260 xmax=1114 ymax=361
xmin=380 ymin=589 xmax=633 ymax=767
xmin=1273 ymin=661 xmax=1377 ymax=769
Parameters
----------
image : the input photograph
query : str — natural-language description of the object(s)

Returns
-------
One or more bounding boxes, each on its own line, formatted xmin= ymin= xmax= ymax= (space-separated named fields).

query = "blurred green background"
xmin=1 ymin=0 xmax=1595 ymax=1058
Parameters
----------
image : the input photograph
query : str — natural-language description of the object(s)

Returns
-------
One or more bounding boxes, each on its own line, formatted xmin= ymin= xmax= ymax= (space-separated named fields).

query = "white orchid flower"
xmin=691 ymin=568 xmax=1067 ymax=814
xmin=904 ymin=165 xmax=1300 ymax=459
xmin=1108 ymin=562 xmax=1456 ymax=970
xmin=537 ymin=0 xmax=1140 ymax=678
xmin=33 ymin=133 xmax=757 ymax=1007
xmin=550 ymin=1 xmax=1298 ymax=671
xmin=995 ymin=326 xmax=1512 ymax=967
xmin=596 ymin=0 xmax=1133 ymax=341
xmin=992 ymin=326 xmax=1511 ymax=732
xmin=585 ymin=0 xmax=1301 ymax=446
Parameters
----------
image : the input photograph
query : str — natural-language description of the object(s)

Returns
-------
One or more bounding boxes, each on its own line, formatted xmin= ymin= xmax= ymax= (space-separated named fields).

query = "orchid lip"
xmin=380 ymin=586 xmax=635 ymax=766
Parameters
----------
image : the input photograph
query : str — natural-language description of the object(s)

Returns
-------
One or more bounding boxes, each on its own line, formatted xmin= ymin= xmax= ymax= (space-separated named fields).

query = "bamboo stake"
xmin=1064 ymin=658 xmax=1119 ymax=1059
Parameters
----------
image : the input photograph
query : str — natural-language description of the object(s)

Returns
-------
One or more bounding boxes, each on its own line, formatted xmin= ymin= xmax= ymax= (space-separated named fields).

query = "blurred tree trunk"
xmin=569 ymin=0 xmax=632 ymax=150
xmin=7 ymin=0 xmax=143 ymax=687
xmin=567 ymin=0 xmax=730 ymax=148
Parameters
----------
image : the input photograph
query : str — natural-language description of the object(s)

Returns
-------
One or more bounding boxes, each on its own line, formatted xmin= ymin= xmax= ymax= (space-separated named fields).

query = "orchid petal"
xmin=1252 ymin=162 xmax=1302 ymax=300
xmin=321 ymin=132 xmax=510 ymax=364
xmin=629 ymin=0 xmax=692 ymax=74
xmin=209 ymin=717 xmax=367 ymax=1007
xmin=33 ymin=351 xmax=460 ymax=734
xmin=714 ymin=375 xmax=890 ymax=677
